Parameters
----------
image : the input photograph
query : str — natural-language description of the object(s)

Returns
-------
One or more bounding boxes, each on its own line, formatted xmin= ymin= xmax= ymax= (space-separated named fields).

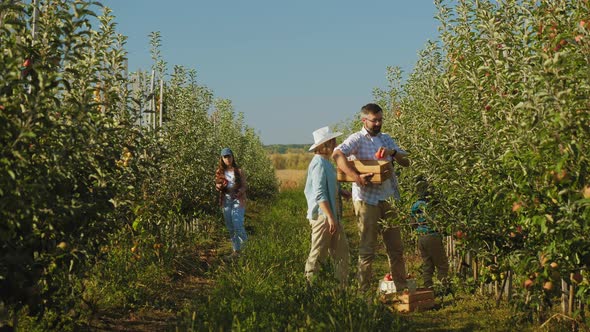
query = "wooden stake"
xmin=133 ymin=73 xmax=143 ymax=127
xmin=149 ymin=70 xmax=155 ymax=128
xmin=561 ymin=278 xmax=568 ymax=314
xmin=27 ymin=0 xmax=39 ymax=95
xmin=568 ymin=274 xmax=574 ymax=316
xmin=496 ymin=272 xmax=508 ymax=306
xmin=506 ymin=270 xmax=512 ymax=301
xmin=473 ymin=256 xmax=478 ymax=280
xmin=446 ymin=235 xmax=451 ymax=269
xmin=31 ymin=0 xmax=38 ymax=41
xmin=159 ymin=79 xmax=164 ymax=127
xmin=494 ymin=256 xmax=499 ymax=297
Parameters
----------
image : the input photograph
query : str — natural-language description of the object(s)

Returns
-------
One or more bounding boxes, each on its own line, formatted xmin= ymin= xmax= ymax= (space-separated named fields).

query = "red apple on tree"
xmin=455 ymin=230 xmax=465 ymax=239
xmin=571 ymin=272 xmax=583 ymax=284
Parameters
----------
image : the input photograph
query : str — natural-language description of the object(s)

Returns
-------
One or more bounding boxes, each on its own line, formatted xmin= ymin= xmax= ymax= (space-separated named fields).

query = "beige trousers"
xmin=354 ymin=200 xmax=407 ymax=291
xmin=418 ymin=233 xmax=449 ymax=288
xmin=305 ymin=215 xmax=350 ymax=286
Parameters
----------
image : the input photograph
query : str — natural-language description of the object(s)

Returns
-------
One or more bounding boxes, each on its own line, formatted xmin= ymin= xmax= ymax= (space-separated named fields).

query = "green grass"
xmin=175 ymin=190 xmax=552 ymax=331
xmin=77 ymin=189 xmax=573 ymax=331
xmin=180 ymin=191 xmax=411 ymax=331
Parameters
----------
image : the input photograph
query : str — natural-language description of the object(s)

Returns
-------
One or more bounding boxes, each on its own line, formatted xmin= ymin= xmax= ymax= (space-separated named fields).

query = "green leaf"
xmin=132 ymin=218 xmax=141 ymax=231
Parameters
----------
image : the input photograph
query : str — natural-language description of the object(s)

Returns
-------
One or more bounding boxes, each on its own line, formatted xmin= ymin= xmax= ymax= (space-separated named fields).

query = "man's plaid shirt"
xmin=335 ymin=127 xmax=406 ymax=205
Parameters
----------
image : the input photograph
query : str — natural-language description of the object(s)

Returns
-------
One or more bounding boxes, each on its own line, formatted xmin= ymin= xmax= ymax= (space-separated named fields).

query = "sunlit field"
xmin=275 ymin=169 xmax=307 ymax=191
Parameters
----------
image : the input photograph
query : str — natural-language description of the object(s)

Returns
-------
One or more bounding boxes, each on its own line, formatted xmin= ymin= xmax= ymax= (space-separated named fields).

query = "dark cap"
xmin=220 ymin=147 xmax=233 ymax=156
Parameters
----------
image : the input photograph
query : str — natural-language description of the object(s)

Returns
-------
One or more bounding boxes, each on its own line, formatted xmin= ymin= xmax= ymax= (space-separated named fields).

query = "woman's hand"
xmin=215 ymin=178 xmax=228 ymax=191
xmin=327 ymin=216 xmax=337 ymax=235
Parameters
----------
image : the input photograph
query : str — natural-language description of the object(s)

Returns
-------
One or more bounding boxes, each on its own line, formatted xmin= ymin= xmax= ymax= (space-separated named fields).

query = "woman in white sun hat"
xmin=303 ymin=126 xmax=360 ymax=287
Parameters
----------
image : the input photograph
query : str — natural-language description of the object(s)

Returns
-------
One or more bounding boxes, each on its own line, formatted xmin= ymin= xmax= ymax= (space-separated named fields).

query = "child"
xmin=410 ymin=176 xmax=449 ymax=289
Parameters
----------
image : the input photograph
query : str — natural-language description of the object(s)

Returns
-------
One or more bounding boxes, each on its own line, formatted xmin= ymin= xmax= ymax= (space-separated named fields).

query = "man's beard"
xmin=366 ymin=126 xmax=381 ymax=136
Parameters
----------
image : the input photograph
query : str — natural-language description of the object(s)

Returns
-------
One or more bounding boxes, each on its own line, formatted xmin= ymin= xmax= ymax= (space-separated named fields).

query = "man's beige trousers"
xmin=354 ymin=200 xmax=407 ymax=291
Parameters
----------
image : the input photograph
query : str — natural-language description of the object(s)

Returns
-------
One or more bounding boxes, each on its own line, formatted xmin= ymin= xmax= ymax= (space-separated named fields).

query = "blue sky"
xmin=101 ymin=1 xmax=441 ymax=144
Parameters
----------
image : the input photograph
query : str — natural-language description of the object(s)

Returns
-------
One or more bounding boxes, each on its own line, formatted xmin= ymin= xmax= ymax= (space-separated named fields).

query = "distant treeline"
xmin=265 ymin=144 xmax=310 ymax=154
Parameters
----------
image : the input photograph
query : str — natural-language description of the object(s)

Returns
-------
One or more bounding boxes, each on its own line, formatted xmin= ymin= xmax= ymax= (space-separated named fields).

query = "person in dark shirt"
xmin=410 ymin=176 xmax=449 ymax=289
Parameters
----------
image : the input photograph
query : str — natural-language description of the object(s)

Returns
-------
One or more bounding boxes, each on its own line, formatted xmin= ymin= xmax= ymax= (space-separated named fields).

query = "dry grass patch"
xmin=275 ymin=169 xmax=307 ymax=191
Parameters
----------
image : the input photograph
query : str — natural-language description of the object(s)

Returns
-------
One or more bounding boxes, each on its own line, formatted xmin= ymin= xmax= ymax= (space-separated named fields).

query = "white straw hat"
xmin=309 ymin=126 xmax=342 ymax=151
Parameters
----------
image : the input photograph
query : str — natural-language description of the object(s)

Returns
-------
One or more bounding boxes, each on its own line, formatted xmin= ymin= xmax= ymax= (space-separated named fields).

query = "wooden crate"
xmin=381 ymin=288 xmax=435 ymax=313
xmin=337 ymin=160 xmax=392 ymax=184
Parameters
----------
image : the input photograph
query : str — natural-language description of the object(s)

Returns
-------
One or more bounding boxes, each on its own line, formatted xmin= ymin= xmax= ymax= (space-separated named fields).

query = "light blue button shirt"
xmin=304 ymin=154 xmax=339 ymax=221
